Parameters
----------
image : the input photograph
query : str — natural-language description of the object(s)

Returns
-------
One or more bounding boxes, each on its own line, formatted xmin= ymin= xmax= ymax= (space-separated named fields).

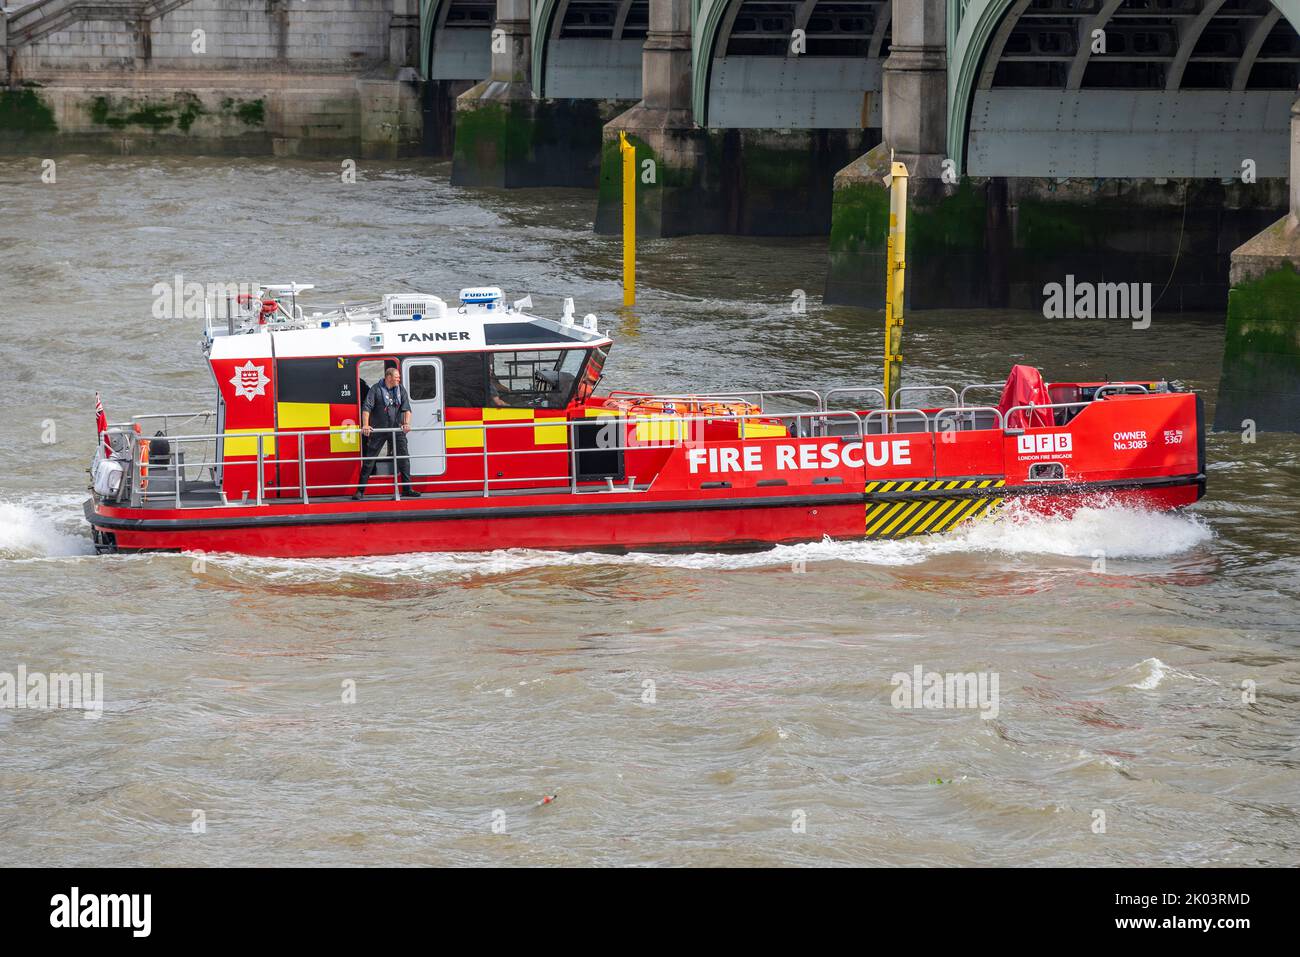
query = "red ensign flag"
xmin=95 ymin=393 xmax=111 ymax=457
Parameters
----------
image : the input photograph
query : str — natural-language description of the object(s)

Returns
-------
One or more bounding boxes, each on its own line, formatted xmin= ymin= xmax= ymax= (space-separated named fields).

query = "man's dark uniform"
xmin=356 ymin=379 xmax=417 ymax=496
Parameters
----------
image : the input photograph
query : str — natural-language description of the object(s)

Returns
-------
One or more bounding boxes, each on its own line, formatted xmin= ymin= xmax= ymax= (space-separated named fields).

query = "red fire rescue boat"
xmin=85 ymin=284 xmax=1206 ymax=558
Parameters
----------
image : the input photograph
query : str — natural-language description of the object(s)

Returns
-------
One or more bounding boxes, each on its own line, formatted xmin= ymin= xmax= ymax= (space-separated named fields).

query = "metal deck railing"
xmin=103 ymin=409 xmax=875 ymax=508
xmin=605 ymin=381 xmax=1151 ymax=415
xmin=96 ymin=380 xmax=1161 ymax=510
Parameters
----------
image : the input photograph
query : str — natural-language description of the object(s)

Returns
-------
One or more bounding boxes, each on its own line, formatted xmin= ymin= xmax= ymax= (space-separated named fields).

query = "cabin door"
xmin=403 ymin=357 xmax=447 ymax=477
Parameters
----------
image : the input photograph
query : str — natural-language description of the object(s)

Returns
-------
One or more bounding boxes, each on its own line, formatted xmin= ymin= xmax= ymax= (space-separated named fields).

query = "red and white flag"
xmin=95 ymin=393 xmax=112 ymax=457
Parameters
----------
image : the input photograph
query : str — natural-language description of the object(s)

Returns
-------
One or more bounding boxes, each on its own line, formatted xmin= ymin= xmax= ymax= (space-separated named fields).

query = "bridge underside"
xmin=968 ymin=0 xmax=1300 ymax=179
xmin=703 ymin=0 xmax=890 ymax=129
xmin=540 ymin=0 xmax=646 ymax=100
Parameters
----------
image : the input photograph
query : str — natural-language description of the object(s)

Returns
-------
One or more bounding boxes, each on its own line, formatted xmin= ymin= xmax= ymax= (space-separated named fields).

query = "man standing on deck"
xmin=354 ymin=362 xmax=421 ymax=499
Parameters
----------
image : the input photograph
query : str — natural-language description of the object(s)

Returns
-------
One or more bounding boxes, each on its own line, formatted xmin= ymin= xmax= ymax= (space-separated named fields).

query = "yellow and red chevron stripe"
xmin=444 ymin=408 xmax=569 ymax=449
xmin=863 ymin=479 xmax=1008 ymax=540
xmin=582 ymin=406 xmax=787 ymax=442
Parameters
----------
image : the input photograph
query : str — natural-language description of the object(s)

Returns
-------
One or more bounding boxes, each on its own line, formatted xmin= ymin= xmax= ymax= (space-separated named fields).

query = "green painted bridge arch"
xmin=691 ymin=0 xmax=890 ymax=128
xmin=947 ymin=0 xmax=1300 ymax=177
xmin=531 ymin=0 xmax=559 ymax=91
xmin=420 ymin=0 xmax=494 ymax=80
xmin=691 ymin=0 xmax=729 ymax=125
xmin=420 ymin=0 xmax=679 ymax=104
xmin=419 ymin=0 xmax=647 ymax=95
xmin=530 ymin=0 xmax=646 ymax=99
xmin=419 ymin=0 xmax=439 ymax=75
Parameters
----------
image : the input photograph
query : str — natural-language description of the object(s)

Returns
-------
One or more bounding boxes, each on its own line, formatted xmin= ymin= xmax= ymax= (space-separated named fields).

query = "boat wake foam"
xmin=198 ymin=501 xmax=1213 ymax=581
xmin=0 ymin=496 xmax=95 ymax=560
xmin=936 ymin=500 xmax=1214 ymax=559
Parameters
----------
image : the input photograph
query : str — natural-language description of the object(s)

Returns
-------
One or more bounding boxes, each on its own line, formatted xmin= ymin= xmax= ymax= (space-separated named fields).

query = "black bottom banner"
xmin=0 ymin=866 xmax=1282 ymax=944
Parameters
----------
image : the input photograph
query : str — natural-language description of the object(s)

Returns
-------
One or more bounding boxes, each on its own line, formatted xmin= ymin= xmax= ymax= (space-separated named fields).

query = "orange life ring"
xmin=137 ymin=438 xmax=150 ymax=491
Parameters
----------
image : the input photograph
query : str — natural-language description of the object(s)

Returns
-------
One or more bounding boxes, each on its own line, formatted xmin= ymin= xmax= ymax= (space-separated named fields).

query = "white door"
xmin=403 ymin=358 xmax=446 ymax=477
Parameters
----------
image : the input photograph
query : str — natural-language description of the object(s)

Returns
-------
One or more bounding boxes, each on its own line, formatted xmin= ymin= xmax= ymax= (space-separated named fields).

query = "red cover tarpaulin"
xmin=997 ymin=365 xmax=1053 ymax=429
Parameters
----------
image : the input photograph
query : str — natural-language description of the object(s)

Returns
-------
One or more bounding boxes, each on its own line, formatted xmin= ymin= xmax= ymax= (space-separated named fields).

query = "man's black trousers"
xmin=357 ymin=430 xmax=413 ymax=489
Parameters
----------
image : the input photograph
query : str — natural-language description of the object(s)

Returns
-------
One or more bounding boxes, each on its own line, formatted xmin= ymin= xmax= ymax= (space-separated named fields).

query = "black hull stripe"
xmin=86 ymin=474 xmax=1205 ymax=534
xmin=865 ymin=474 xmax=1203 ymax=503
xmin=85 ymin=493 xmax=863 ymax=532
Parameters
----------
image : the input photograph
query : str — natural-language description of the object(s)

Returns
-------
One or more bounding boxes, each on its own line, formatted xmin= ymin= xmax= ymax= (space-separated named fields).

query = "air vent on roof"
xmin=383 ymin=294 xmax=446 ymax=321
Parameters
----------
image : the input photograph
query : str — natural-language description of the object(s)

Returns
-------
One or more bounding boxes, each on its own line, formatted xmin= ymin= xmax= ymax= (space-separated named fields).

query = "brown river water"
xmin=0 ymin=157 xmax=1297 ymax=866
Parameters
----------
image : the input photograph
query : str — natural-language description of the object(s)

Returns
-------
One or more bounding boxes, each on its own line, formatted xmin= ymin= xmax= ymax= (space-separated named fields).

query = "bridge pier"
xmin=594 ymin=0 xmax=712 ymax=235
xmin=390 ymin=0 xmax=421 ymax=71
xmin=595 ymin=0 xmax=874 ymax=238
xmin=1215 ymin=98 xmax=1300 ymax=435
xmin=450 ymin=0 xmax=632 ymax=187
xmin=880 ymin=0 xmax=946 ymax=179
xmin=450 ymin=0 xmax=534 ymax=186
xmin=826 ymin=0 xmax=960 ymax=307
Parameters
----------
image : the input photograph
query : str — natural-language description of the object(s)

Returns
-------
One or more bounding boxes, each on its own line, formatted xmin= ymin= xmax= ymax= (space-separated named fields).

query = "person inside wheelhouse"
xmin=487 ymin=348 xmax=591 ymax=409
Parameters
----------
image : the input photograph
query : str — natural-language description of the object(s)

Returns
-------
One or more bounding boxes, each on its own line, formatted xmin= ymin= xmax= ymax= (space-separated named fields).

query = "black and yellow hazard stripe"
xmin=863 ymin=479 xmax=1008 ymax=540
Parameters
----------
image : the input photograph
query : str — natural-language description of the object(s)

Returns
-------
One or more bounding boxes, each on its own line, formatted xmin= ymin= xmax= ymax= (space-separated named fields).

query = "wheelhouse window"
xmin=576 ymin=345 xmax=607 ymax=403
xmin=407 ymin=363 xmax=440 ymax=401
xmin=489 ymin=349 xmax=587 ymax=409
xmin=440 ymin=352 xmax=488 ymax=407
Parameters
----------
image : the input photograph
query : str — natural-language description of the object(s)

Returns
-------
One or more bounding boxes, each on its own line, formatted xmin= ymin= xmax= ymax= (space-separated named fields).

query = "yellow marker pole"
xmin=620 ymin=131 xmax=636 ymax=306
xmin=883 ymin=160 xmax=909 ymax=409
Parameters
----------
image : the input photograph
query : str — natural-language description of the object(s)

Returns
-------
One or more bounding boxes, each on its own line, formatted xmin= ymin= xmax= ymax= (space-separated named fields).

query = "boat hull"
xmin=86 ymin=477 xmax=1203 ymax=558
xmin=88 ymin=389 xmax=1207 ymax=557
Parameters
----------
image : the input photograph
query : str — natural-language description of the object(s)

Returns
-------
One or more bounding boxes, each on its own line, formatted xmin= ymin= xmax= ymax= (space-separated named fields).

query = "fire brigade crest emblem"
xmin=230 ymin=361 xmax=270 ymax=401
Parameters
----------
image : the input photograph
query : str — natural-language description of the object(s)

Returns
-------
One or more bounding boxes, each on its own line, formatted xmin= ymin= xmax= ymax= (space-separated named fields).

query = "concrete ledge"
xmin=0 ymin=73 xmax=424 ymax=158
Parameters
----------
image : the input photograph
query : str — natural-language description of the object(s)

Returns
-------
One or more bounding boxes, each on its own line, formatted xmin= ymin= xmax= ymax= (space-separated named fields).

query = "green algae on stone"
xmin=89 ymin=93 xmax=205 ymax=132
xmin=0 ymin=88 xmax=58 ymax=133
